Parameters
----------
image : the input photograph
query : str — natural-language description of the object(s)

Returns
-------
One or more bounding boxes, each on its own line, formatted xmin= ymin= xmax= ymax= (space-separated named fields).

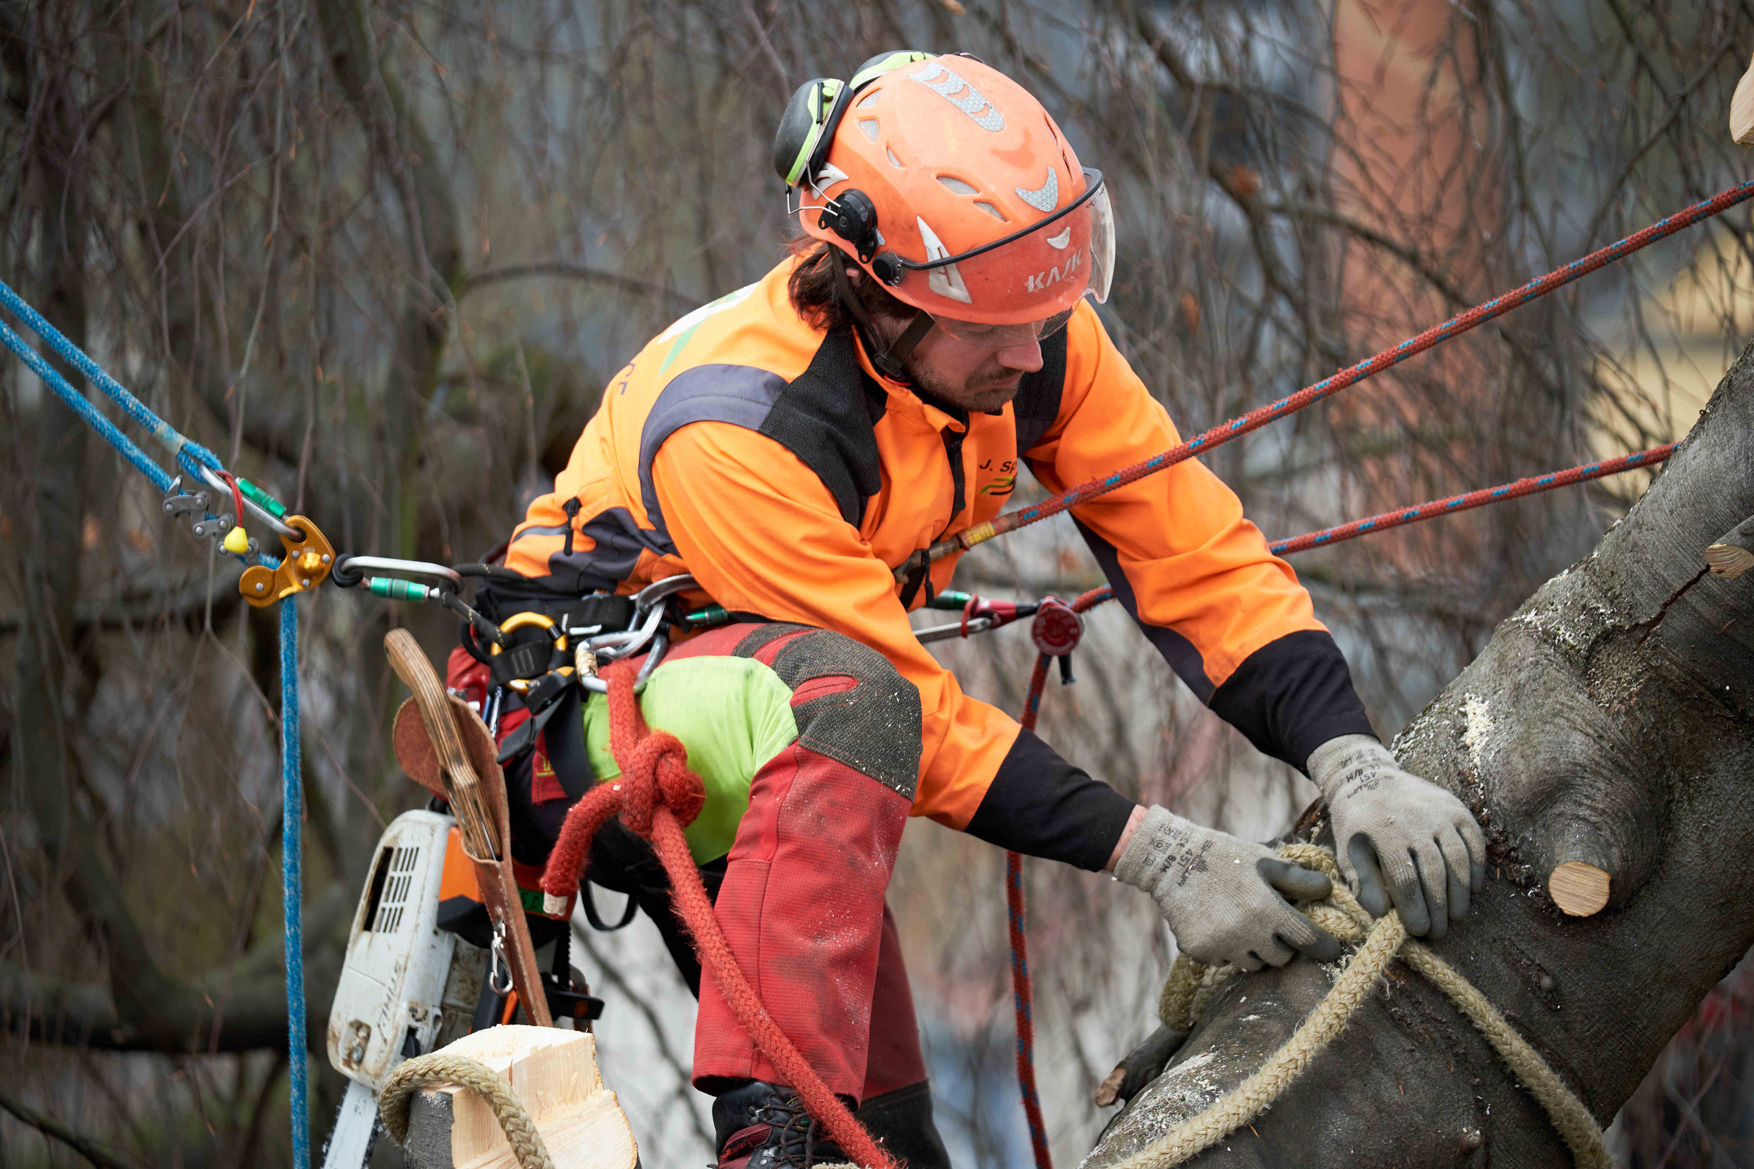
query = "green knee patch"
xmin=580 ymin=656 xmax=798 ymax=864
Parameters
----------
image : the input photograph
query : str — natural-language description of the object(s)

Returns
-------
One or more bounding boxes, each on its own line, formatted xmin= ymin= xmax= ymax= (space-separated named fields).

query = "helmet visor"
xmin=929 ymin=305 xmax=1077 ymax=348
xmin=892 ymin=168 xmax=1114 ymax=322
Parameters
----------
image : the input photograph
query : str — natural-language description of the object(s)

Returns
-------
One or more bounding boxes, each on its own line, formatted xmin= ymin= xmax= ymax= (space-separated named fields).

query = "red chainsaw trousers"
xmin=664 ymin=622 xmax=928 ymax=1101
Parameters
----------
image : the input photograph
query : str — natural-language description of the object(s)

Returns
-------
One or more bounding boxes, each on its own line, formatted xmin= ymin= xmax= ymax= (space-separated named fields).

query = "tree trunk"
xmin=1087 ymin=342 xmax=1754 ymax=1168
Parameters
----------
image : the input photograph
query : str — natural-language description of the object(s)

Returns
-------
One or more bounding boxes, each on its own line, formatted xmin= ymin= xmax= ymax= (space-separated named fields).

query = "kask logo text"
xmin=1025 ymin=248 xmax=1082 ymax=294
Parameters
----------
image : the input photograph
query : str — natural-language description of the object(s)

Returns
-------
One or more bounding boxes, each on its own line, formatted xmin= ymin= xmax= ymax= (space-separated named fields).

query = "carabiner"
xmin=491 ymin=611 xmax=572 ymax=693
xmin=330 ymin=554 xmax=464 ymax=592
xmin=575 ymin=574 xmax=697 ymax=693
xmin=488 ymin=927 xmax=513 ymax=996
xmin=197 ymin=465 xmax=300 ymax=541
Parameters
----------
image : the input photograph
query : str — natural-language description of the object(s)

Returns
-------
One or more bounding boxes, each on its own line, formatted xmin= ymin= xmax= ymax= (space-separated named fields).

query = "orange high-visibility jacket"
xmin=506 ymin=257 xmax=1372 ymax=869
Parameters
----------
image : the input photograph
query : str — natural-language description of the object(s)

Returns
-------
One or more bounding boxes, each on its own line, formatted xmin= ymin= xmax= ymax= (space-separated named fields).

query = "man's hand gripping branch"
xmin=1108 ymin=806 xmax=1343 ymax=970
xmin=1306 ymin=735 xmax=1486 ymax=939
xmin=1104 ymin=733 xmax=1487 ymax=968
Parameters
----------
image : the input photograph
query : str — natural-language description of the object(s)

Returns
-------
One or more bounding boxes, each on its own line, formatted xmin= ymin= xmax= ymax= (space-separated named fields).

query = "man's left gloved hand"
xmin=1307 ymin=735 xmax=1486 ymax=939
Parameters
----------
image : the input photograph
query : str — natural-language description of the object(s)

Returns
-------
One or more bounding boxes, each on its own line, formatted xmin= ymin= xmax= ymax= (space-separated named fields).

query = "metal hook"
xmin=488 ymin=927 xmax=513 ymax=996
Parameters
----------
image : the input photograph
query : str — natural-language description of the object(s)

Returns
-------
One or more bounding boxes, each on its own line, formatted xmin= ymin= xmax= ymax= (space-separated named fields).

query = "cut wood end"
xmin=1706 ymin=542 xmax=1754 ymax=579
xmin=408 ymin=1027 xmax=636 ymax=1169
xmin=1095 ymin=1065 xmax=1126 ymax=1107
xmin=1732 ymin=50 xmax=1754 ymax=145
xmin=1549 ymin=861 xmax=1611 ymax=917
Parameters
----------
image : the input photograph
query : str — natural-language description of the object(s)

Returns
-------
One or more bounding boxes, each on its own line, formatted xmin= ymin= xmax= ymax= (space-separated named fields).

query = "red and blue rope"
xmin=1269 ymin=444 xmax=1675 ymax=556
xmin=915 ymin=178 xmax=1754 ymax=577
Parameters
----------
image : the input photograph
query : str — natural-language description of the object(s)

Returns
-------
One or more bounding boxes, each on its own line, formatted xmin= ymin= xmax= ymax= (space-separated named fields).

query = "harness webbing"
xmin=0 ymin=280 xmax=309 ymax=1169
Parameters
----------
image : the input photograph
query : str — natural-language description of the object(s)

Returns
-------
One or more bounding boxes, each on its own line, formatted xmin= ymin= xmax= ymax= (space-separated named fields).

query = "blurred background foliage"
xmin=1 ymin=0 xmax=1752 ymax=1164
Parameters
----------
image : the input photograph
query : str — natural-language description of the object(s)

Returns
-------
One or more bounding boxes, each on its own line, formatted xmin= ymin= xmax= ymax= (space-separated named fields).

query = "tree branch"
xmin=0 ymin=1090 xmax=144 ymax=1169
xmin=458 ymin=262 xmax=702 ymax=312
xmin=0 ymin=567 xmax=245 ymax=635
xmin=0 ymin=882 xmax=349 ymax=1054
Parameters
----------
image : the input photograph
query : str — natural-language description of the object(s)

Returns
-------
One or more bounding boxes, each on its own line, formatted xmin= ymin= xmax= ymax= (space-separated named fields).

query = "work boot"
xmin=856 ymin=1081 xmax=950 ymax=1169
xmin=712 ymin=1080 xmax=851 ymax=1168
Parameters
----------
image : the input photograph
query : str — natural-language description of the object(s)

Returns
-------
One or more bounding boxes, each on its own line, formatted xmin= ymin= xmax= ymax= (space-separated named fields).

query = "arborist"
xmin=479 ymin=50 xmax=1487 ymax=1169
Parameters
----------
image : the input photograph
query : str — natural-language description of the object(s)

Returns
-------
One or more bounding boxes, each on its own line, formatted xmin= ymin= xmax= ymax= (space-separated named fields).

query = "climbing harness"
xmin=1124 ymin=844 xmax=1608 ymax=1169
xmin=4 ymin=164 xmax=1745 ymax=1169
xmin=0 ymin=277 xmax=322 ymax=1169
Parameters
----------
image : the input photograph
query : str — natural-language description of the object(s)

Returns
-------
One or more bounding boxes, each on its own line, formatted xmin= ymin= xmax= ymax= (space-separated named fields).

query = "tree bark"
xmin=1088 ymin=342 xmax=1754 ymax=1167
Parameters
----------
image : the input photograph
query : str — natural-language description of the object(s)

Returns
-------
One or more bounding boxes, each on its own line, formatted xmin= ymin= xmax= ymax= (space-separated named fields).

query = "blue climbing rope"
xmin=281 ymin=599 xmax=308 ymax=1169
xmin=0 ymin=312 xmax=174 ymax=492
xmin=0 ymin=279 xmax=309 ymax=1169
xmin=0 ymin=281 xmax=225 ymax=483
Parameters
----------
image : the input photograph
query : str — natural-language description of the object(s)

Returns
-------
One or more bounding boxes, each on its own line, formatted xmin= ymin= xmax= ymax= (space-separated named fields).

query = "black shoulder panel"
xmin=1012 ymin=329 xmax=1068 ymax=457
xmin=758 ymin=329 xmax=887 ymax=526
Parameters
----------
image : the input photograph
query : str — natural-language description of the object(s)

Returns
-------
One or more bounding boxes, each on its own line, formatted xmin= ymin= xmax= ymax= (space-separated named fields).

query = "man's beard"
xmin=902 ymin=356 xmax=1025 ymax=414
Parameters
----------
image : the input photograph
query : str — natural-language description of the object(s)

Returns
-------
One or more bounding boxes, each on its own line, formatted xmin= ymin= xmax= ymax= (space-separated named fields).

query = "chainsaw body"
xmin=326 ymin=808 xmax=487 ymax=1089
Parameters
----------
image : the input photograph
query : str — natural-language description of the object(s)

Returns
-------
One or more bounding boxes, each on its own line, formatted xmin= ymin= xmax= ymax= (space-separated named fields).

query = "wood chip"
xmin=1733 ymin=51 xmax=1754 ymax=145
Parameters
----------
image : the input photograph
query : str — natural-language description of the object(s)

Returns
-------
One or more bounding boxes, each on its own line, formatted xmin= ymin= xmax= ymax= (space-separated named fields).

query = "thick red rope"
xmin=539 ymin=660 xmax=896 ymax=1169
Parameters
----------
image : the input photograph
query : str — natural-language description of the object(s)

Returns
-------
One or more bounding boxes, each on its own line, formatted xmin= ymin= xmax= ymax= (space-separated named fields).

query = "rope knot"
xmin=539 ymin=659 xmax=709 ymax=908
xmin=619 ymin=727 xmax=705 ymax=833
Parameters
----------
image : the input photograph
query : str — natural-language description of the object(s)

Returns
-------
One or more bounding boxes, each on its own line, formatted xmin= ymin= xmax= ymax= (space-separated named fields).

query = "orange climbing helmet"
xmin=773 ymin=52 xmax=1114 ymax=329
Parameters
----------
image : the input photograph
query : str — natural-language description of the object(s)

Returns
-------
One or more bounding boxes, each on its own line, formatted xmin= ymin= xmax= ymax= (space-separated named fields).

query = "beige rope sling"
xmin=379 ymin=1052 xmax=556 ymax=1169
xmin=1115 ymin=843 xmax=1609 ymax=1169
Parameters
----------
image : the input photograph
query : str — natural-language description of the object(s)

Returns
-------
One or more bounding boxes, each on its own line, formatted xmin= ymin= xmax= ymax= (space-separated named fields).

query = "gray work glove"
xmin=1114 ymin=806 xmax=1342 ymax=970
xmin=1307 ymin=734 xmax=1487 ymax=939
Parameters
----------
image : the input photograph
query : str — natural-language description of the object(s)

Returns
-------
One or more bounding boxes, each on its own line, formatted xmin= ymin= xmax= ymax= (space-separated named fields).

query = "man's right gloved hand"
xmin=1114 ymin=806 xmax=1342 ymax=970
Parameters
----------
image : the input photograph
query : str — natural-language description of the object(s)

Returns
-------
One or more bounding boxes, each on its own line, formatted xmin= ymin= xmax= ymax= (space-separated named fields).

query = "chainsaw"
xmin=320 ymin=809 xmax=486 ymax=1168
xmin=319 ymin=807 xmax=605 ymax=1167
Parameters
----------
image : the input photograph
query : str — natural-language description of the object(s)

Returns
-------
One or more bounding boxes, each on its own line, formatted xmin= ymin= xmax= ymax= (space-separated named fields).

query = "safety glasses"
xmin=928 ymin=305 xmax=1078 ymax=348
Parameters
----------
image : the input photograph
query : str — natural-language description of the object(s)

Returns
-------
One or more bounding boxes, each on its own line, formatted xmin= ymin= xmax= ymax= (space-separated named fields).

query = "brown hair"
xmin=785 ymin=237 xmax=913 ymax=333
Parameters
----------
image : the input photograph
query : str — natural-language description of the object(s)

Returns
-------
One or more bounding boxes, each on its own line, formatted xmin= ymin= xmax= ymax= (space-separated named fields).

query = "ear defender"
xmin=772 ymin=50 xmax=930 ymax=191
xmin=775 ymin=50 xmax=931 ymax=287
xmin=772 ymin=77 xmax=844 ymax=187
xmin=817 ymin=189 xmax=880 ymax=262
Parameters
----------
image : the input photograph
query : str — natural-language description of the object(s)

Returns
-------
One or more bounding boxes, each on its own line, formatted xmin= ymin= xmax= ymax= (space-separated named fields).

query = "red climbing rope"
xmin=1268 ymin=443 xmax=1675 ymax=556
xmin=902 ymin=178 xmax=1754 ymax=578
xmin=539 ymin=660 xmax=897 ymax=1169
xmin=1006 ymin=589 xmax=1116 ymax=1169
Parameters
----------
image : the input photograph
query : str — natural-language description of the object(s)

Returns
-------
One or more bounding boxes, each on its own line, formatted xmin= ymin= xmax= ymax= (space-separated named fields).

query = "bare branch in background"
xmin=2 ymin=0 xmax=1749 ymax=1163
